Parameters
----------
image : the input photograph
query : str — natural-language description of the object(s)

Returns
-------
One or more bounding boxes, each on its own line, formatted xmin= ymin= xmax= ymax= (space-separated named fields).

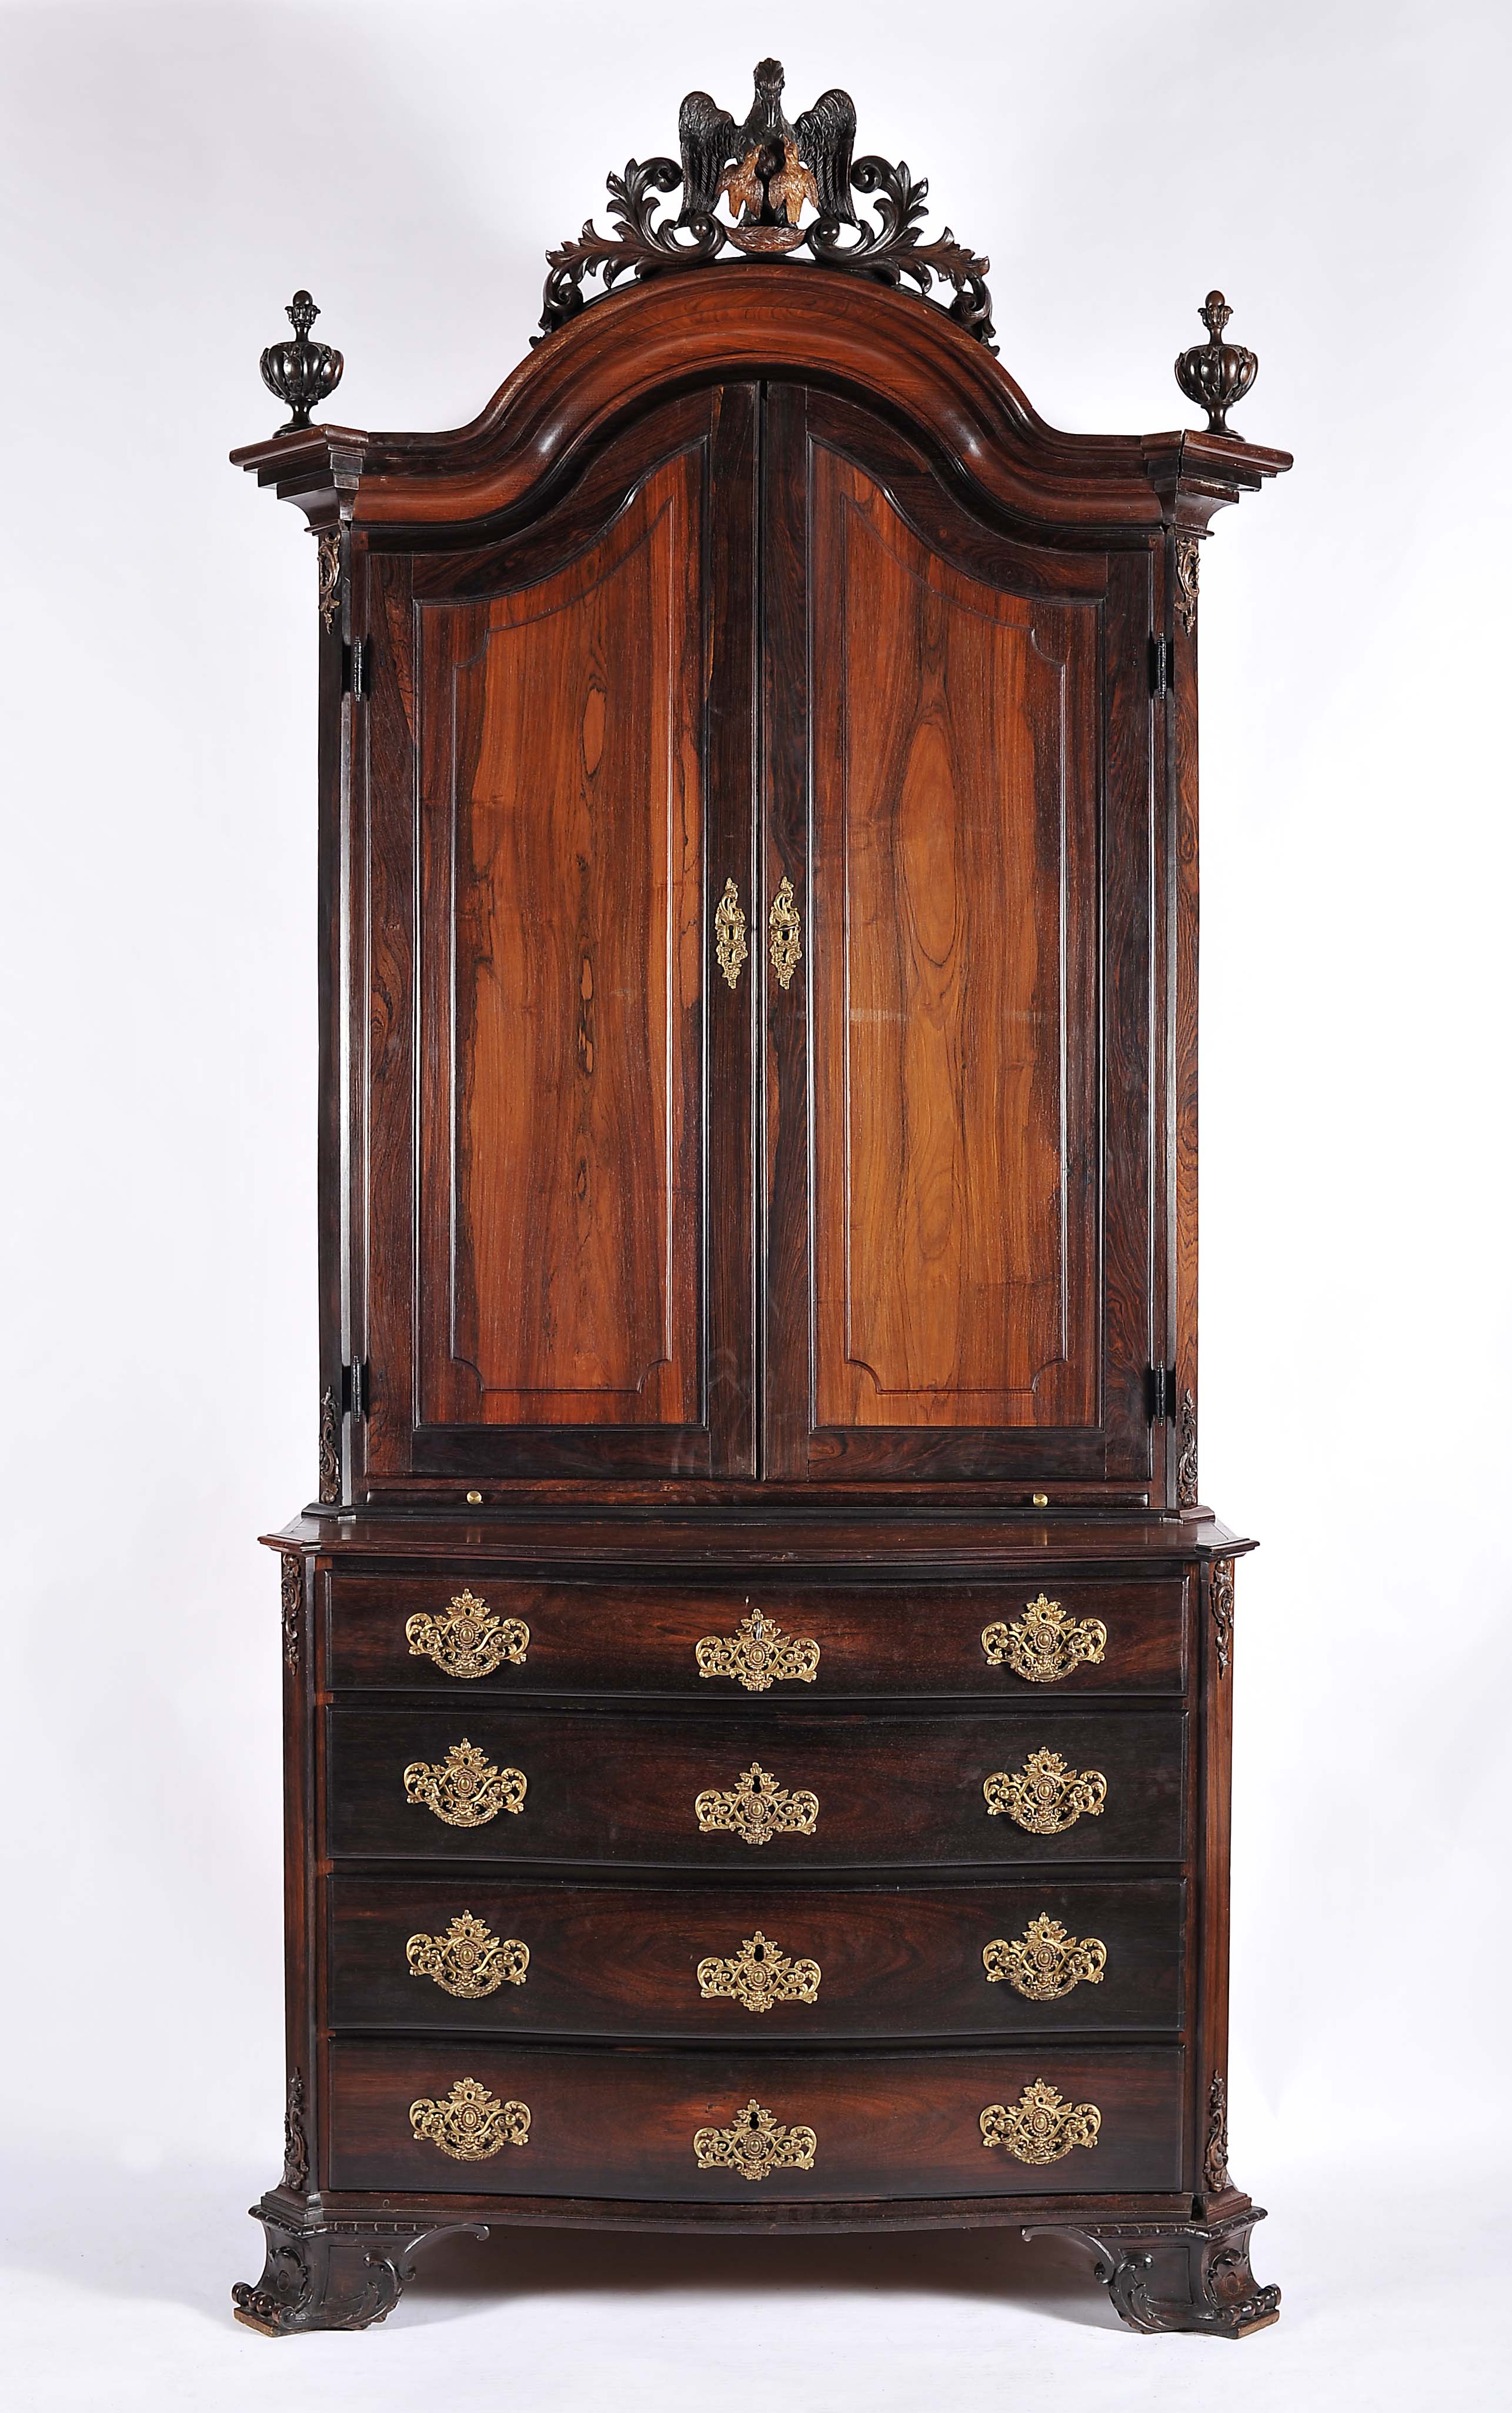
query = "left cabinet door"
xmin=356 ymin=390 xmax=759 ymax=1493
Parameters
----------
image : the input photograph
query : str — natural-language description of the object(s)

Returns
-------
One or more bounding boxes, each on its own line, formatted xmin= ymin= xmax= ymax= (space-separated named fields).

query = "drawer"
xmin=329 ymin=1874 xmax=1185 ymax=2038
xmin=326 ymin=1573 xmax=1187 ymax=1698
xmin=327 ymin=2039 xmax=1184 ymax=2200
xmin=326 ymin=1706 xmax=1185 ymax=1868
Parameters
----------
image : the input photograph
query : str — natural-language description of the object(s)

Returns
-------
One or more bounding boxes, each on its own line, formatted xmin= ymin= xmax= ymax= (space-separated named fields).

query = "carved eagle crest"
xmin=679 ymin=58 xmax=856 ymax=248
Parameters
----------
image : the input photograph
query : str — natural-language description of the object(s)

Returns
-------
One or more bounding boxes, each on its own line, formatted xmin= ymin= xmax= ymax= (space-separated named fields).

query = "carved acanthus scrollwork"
xmin=983 ymin=1747 xmax=1107 ymax=1834
xmin=408 ymin=2078 xmax=530 ymax=2161
xmin=981 ymin=1594 xmax=1107 ymax=1684
xmin=407 ymin=1913 xmax=529 ymax=1999
xmin=695 ymin=1607 xmax=820 ymax=1691
xmin=281 ymin=2070 xmax=309 ymax=2193
xmin=279 ymin=1552 xmax=302 ymax=1673
xmin=1024 ymin=2205 xmax=1280 ymax=2337
xmin=1210 ymin=1558 xmax=1235 ymax=1677
xmin=538 ymin=60 xmax=994 ymax=350
xmin=980 ymin=2080 xmax=1102 ymax=2165
xmin=697 ymin=1930 xmax=822 ymax=2012
xmin=693 ymin=2098 xmax=817 ymax=2182
xmin=316 ymin=529 xmax=341 ymax=631
xmin=694 ymin=1760 xmax=819 ymax=1846
xmin=403 ymin=1739 xmax=528 ymax=1827
xmin=1173 ymin=538 xmax=1201 ymax=638
xmin=318 ymin=1386 xmax=341 ymax=1504
xmin=405 ymin=1590 xmax=530 ymax=1679
xmin=233 ymin=2214 xmax=490 ymax=2337
xmin=1176 ymin=1384 xmax=1199 ymax=1505
xmin=1204 ymin=2070 xmax=1231 ymax=2192
xmin=983 ymin=1914 xmax=1107 ymax=2001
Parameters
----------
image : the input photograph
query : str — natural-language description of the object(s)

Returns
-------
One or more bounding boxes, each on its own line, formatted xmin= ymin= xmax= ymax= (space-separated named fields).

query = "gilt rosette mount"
xmin=1175 ymin=290 xmax=1258 ymax=435
xmin=260 ymin=291 xmax=343 ymax=435
xmin=540 ymin=59 xmax=994 ymax=349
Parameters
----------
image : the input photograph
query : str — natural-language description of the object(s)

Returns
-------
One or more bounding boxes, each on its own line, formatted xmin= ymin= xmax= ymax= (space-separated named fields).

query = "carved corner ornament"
xmin=407 ymin=1913 xmax=529 ymax=1999
xmin=403 ymin=1738 xmax=527 ymax=1827
xmin=1204 ymin=2071 xmax=1231 ymax=2193
xmin=693 ymin=2098 xmax=817 ymax=2182
xmin=1175 ymin=289 xmax=1259 ymax=435
xmin=538 ymin=59 xmax=995 ymax=350
xmin=1176 ymin=1384 xmax=1200 ymax=1506
xmin=406 ymin=1590 xmax=530 ymax=1679
xmin=695 ymin=1606 xmax=820 ymax=1691
xmin=983 ymin=1747 xmax=1107 ymax=1834
xmin=1210 ymin=1557 xmax=1236 ymax=1677
xmin=260 ymin=289 xmax=343 ymax=436
xmin=697 ymin=1930 xmax=822 ymax=2012
xmin=281 ymin=2070 xmax=309 ymax=2193
xmin=317 ymin=1386 xmax=341 ymax=1504
xmin=982 ymin=1594 xmax=1107 ymax=1684
xmin=279 ymin=1552 xmax=302 ymax=1673
xmin=980 ymin=2080 xmax=1102 ymax=2165
xmin=409 ymin=2078 xmax=530 ymax=2161
xmin=983 ymin=1914 xmax=1107 ymax=2001
xmin=316 ymin=529 xmax=341 ymax=631
xmin=695 ymin=1760 xmax=819 ymax=1846
xmin=1173 ymin=536 xmax=1201 ymax=638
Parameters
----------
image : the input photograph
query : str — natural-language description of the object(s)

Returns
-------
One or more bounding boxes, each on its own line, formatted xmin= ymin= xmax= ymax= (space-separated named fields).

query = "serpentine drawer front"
xmin=329 ymin=1874 xmax=1186 ymax=2038
xmin=325 ymin=1574 xmax=1189 ymax=1697
xmin=325 ymin=2040 xmax=1186 ymax=2201
xmin=325 ymin=1706 xmax=1186 ymax=1868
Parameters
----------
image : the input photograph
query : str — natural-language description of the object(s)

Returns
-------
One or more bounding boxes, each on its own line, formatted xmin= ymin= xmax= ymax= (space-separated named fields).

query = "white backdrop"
xmin=3 ymin=3 xmax=1509 ymax=2407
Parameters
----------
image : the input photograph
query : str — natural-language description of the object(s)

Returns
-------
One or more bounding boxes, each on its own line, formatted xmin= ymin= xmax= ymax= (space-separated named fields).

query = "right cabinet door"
xmin=762 ymin=389 xmax=1157 ymax=1486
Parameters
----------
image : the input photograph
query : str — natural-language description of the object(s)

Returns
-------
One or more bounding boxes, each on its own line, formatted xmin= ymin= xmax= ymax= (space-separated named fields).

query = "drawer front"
xmin=326 ymin=1706 xmax=1184 ymax=1868
xmin=330 ymin=1874 xmax=1184 ymax=2038
xmin=327 ymin=2039 xmax=1184 ymax=2200
xmin=327 ymin=1574 xmax=1187 ymax=1698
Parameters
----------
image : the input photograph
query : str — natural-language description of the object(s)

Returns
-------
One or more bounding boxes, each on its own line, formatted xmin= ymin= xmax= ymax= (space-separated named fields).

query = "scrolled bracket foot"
xmin=232 ymin=2200 xmax=489 ymax=2335
xmin=1024 ymin=2197 xmax=1280 ymax=2338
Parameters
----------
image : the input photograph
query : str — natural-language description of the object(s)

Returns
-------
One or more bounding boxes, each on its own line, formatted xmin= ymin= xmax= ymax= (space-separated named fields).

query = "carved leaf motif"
xmin=1209 ymin=1558 xmax=1235 ymax=1677
xmin=983 ymin=1748 xmax=1107 ymax=1834
xmin=409 ymin=2078 xmax=530 ymax=2160
xmin=692 ymin=2098 xmax=817 ymax=2181
xmin=980 ymin=2080 xmax=1102 ymax=2164
xmin=696 ymin=1930 xmax=822 ymax=2012
xmin=280 ymin=1553 xmax=302 ymax=1673
xmin=981 ymin=1595 xmax=1107 ymax=1684
xmin=695 ymin=1607 xmax=820 ymax=1692
xmin=403 ymin=1739 xmax=527 ymax=1827
xmin=694 ymin=1761 xmax=819 ymax=1846
xmin=983 ymin=1914 xmax=1107 ymax=2000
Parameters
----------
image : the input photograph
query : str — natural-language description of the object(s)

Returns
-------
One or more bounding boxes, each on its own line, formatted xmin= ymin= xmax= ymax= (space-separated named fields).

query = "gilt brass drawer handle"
xmin=982 ymin=1594 xmax=1107 ymax=1684
xmin=695 ymin=1760 xmax=819 ymax=1846
xmin=714 ymin=878 xmax=749 ymax=988
xmin=697 ymin=1930 xmax=822 ymax=2011
xmin=696 ymin=1607 xmax=820 ymax=1692
xmin=980 ymin=2080 xmax=1102 ymax=2164
xmin=409 ymin=2077 xmax=530 ymax=2160
xmin=983 ymin=1747 xmax=1107 ymax=1834
xmin=769 ymin=875 xmax=802 ymax=989
xmin=406 ymin=1588 xmax=529 ymax=1679
xmin=983 ymin=1914 xmax=1107 ymax=2000
xmin=693 ymin=2098 xmax=817 ymax=2182
xmin=406 ymin=1912 xmax=529 ymax=1998
xmin=403 ymin=1738 xmax=527 ymax=1827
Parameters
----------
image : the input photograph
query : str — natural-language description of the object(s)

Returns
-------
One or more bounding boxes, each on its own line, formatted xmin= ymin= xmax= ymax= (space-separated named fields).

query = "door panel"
xmin=763 ymin=389 xmax=1155 ymax=1483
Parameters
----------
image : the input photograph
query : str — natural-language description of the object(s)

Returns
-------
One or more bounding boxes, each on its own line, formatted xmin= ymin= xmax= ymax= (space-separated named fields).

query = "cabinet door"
xmin=358 ymin=391 xmax=758 ymax=1489
xmin=762 ymin=389 xmax=1156 ymax=1485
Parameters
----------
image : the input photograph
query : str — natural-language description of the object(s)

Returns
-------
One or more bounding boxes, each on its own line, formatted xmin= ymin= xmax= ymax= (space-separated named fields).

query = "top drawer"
xmin=326 ymin=1574 xmax=1188 ymax=1698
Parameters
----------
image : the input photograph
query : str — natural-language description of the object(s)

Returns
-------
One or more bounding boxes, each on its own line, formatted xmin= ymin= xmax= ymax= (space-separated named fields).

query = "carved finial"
xmin=259 ymin=289 xmax=344 ymax=436
xmin=1175 ymin=289 xmax=1257 ymax=435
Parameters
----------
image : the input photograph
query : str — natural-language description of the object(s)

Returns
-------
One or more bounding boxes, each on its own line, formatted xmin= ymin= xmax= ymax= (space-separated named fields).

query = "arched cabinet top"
xmin=233 ymin=264 xmax=1289 ymax=548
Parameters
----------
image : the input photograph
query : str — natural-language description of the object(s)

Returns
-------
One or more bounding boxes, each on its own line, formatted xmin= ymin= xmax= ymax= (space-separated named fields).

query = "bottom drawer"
xmin=326 ymin=2041 xmax=1183 ymax=2202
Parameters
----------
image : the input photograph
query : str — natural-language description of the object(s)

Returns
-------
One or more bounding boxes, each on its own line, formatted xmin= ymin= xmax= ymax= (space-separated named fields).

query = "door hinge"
xmin=1150 ymin=635 xmax=1172 ymax=697
xmin=1147 ymin=1364 xmax=1178 ymax=1422
xmin=341 ymin=637 xmax=370 ymax=699
xmin=341 ymin=1359 xmax=369 ymax=1419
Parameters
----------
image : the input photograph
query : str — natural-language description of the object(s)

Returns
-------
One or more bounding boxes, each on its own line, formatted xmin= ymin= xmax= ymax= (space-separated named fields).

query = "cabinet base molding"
xmin=1024 ymin=2194 xmax=1279 ymax=2338
xmin=232 ymin=2197 xmax=489 ymax=2337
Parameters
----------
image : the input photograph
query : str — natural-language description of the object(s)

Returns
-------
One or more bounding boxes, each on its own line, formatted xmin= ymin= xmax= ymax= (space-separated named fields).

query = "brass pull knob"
xmin=983 ymin=1747 xmax=1107 ymax=1833
xmin=407 ymin=1912 xmax=530 ymax=1998
xmin=694 ymin=1759 xmax=818 ymax=1846
xmin=406 ymin=1588 xmax=529 ymax=1678
xmin=980 ymin=2080 xmax=1102 ymax=2164
xmin=696 ymin=1607 xmax=820 ymax=1691
xmin=983 ymin=1914 xmax=1107 ymax=2000
xmin=403 ymin=1738 xmax=527 ymax=1826
xmin=697 ymin=1930 xmax=822 ymax=2011
xmin=409 ymin=2078 xmax=530 ymax=2160
xmin=693 ymin=2098 xmax=817 ymax=2181
xmin=769 ymin=875 xmax=802 ymax=989
xmin=982 ymin=1594 xmax=1107 ymax=1684
xmin=714 ymin=877 xmax=749 ymax=987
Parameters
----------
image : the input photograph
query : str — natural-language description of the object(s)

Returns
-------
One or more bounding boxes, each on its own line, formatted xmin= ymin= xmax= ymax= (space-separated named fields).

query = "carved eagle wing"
xmin=795 ymin=88 xmax=857 ymax=224
xmin=678 ymin=90 xmax=739 ymax=219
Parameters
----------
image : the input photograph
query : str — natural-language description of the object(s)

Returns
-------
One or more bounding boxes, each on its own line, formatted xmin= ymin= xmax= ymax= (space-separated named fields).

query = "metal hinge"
xmin=1147 ymin=1364 xmax=1178 ymax=1423
xmin=341 ymin=638 xmax=370 ymax=699
xmin=1150 ymin=635 xmax=1172 ymax=697
xmin=341 ymin=1359 xmax=369 ymax=1419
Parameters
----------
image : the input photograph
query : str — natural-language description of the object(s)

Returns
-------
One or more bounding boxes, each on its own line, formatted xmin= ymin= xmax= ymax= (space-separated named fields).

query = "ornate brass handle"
xmin=697 ymin=1930 xmax=822 ymax=2011
xmin=403 ymin=1738 xmax=527 ymax=1826
xmin=407 ymin=1912 xmax=529 ymax=1998
xmin=406 ymin=1588 xmax=529 ymax=1678
xmin=696 ymin=1607 xmax=820 ymax=1691
xmin=980 ymin=2080 xmax=1102 ymax=2164
xmin=693 ymin=2098 xmax=817 ymax=2181
xmin=981 ymin=1594 xmax=1107 ymax=1684
xmin=409 ymin=2078 xmax=530 ymax=2160
xmin=714 ymin=877 xmax=749 ymax=987
xmin=769 ymin=875 xmax=802 ymax=989
xmin=695 ymin=1759 xmax=818 ymax=1845
xmin=983 ymin=1747 xmax=1107 ymax=1834
xmin=983 ymin=1914 xmax=1107 ymax=2000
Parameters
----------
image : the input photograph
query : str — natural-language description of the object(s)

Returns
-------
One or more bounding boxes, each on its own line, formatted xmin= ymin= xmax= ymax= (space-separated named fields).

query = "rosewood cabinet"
xmin=231 ymin=61 xmax=1289 ymax=2341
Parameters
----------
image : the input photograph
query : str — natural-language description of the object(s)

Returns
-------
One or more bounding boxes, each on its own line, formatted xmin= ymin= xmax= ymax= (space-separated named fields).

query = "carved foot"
xmin=232 ymin=2201 xmax=488 ymax=2335
xmin=1024 ymin=2198 xmax=1280 ymax=2338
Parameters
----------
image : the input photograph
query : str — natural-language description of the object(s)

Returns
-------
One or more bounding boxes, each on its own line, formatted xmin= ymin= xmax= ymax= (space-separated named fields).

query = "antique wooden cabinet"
xmin=231 ymin=62 xmax=1289 ymax=2338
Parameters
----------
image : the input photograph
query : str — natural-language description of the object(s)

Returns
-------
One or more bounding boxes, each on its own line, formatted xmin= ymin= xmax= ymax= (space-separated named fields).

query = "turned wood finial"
xmin=259 ymin=289 xmax=344 ymax=436
xmin=1174 ymin=289 xmax=1258 ymax=435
